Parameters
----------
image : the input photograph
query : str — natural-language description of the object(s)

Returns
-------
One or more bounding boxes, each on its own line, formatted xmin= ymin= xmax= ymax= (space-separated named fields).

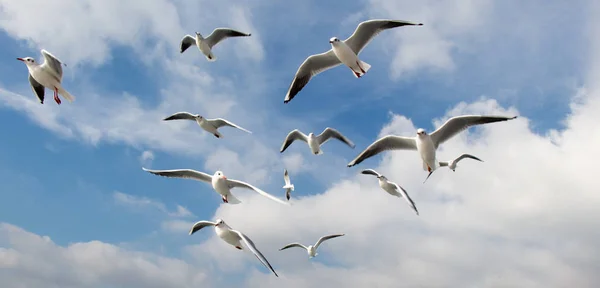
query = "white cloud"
xmin=113 ymin=191 xmax=194 ymax=218
xmin=139 ymin=150 xmax=155 ymax=166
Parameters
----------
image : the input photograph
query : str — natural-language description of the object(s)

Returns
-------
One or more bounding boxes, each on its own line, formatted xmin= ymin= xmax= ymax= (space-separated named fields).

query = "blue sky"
xmin=1 ymin=0 xmax=599 ymax=287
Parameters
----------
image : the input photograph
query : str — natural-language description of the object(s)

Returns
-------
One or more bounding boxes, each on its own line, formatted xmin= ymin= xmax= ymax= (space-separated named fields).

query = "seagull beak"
xmin=221 ymin=175 xmax=227 ymax=180
xmin=16 ymin=58 xmax=24 ymax=62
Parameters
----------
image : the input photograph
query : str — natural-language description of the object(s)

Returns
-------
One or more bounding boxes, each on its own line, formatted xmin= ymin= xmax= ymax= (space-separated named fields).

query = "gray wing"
xmin=454 ymin=153 xmax=483 ymax=164
xmin=280 ymin=129 xmax=309 ymax=153
xmin=40 ymin=49 xmax=64 ymax=80
xmin=142 ymin=167 xmax=213 ymax=183
xmin=279 ymin=243 xmax=308 ymax=251
xmin=232 ymin=230 xmax=279 ymax=277
xmin=430 ymin=115 xmax=518 ymax=148
xmin=207 ymin=118 xmax=252 ymax=134
xmin=28 ymin=74 xmax=45 ymax=104
xmin=344 ymin=19 xmax=423 ymax=55
xmin=180 ymin=35 xmax=196 ymax=53
xmin=163 ymin=112 xmax=197 ymax=121
xmin=283 ymin=169 xmax=291 ymax=186
xmin=226 ymin=179 xmax=290 ymax=206
xmin=285 ymin=188 xmax=292 ymax=201
xmin=392 ymin=182 xmax=419 ymax=216
xmin=205 ymin=28 xmax=251 ymax=49
xmin=314 ymin=234 xmax=345 ymax=249
xmin=348 ymin=135 xmax=417 ymax=167
xmin=360 ymin=169 xmax=382 ymax=178
xmin=316 ymin=127 xmax=356 ymax=148
xmin=284 ymin=50 xmax=342 ymax=103
xmin=188 ymin=221 xmax=217 ymax=235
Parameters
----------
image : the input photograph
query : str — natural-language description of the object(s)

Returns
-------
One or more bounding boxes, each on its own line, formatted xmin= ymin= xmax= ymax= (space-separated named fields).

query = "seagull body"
xmin=180 ymin=28 xmax=251 ymax=61
xmin=142 ymin=168 xmax=289 ymax=205
xmin=17 ymin=49 xmax=75 ymax=105
xmin=423 ymin=154 xmax=483 ymax=183
xmin=163 ymin=112 xmax=251 ymax=138
xmin=348 ymin=115 xmax=518 ymax=171
xmin=280 ymin=127 xmax=355 ymax=155
xmin=283 ymin=169 xmax=295 ymax=201
xmin=189 ymin=219 xmax=278 ymax=277
xmin=361 ymin=169 xmax=418 ymax=215
xmin=283 ymin=19 xmax=423 ymax=103
xmin=279 ymin=234 xmax=345 ymax=258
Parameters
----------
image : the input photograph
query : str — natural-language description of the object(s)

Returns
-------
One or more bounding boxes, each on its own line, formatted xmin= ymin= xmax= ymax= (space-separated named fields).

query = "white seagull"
xmin=163 ymin=112 xmax=251 ymax=138
xmin=348 ymin=115 xmax=517 ymax=171
xmin=142 ymin=168 xmax=289 ymax=205
xmin=17 ymin=49 xmax=75 ymax=105
xmin=180 ymin=28 xmax=251 ymax=61
xmin=283 ymin=19 xmax=423 ymax=103
xmin=279 ymin=234 xmax=345 ymax=258
xmin=189 ymin=219 xmax=278 ymax=277
xmin=280 ymin=127 xmax=355 ymax=155
xmin=423 ymin=154 xmax=483 ymax=183
xmin=361 ymin=169 xmax=418 ymax=215
xmin=283 ymin=169 xmax=295 ymax=201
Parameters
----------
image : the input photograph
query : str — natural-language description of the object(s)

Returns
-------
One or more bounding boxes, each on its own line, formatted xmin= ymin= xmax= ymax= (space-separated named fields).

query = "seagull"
xmin=361 ymin=169 xmax=418 ymax=215
xmin=283 ymin=19 xmax=423 ymax=103
xmin=189 ymin=219 xmax=278 ymax=277
xmin=280 ymin=127 xmax=355 ymax=155
xmin=163 ymin=112 xmax=251 ymax=138
xmin=279 ymin=234 xmax=345 ymax=258
xmin=180 ymin=28 xmax=251 ymax=61
xmin=283 ymin=169 xmax=295 ymax=201
xmin=423 ymin=154 xmax=483 ymax=183
xmin=348 ymin=115 xmax=518 ymax=171
xmin=17 ymin=49 xmax=75 ymax=105
xmin=142 ymin=168 xmax=289 ymax=205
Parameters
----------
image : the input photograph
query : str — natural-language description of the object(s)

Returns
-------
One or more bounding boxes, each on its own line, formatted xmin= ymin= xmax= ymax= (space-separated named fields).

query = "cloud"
xmin=113 ymin=191 xmax=194 ymax=218
xmin=139 ymin=150 xmax=155 ymax=166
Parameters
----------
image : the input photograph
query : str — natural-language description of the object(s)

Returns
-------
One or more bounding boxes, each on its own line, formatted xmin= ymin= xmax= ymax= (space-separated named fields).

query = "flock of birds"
xmin=16 ymin=18 xmax=517 ymax=277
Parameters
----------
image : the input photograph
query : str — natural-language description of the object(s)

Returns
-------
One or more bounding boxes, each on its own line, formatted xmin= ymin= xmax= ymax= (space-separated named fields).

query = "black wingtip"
xmin=418 ymin=23 xmax=424 ymax=26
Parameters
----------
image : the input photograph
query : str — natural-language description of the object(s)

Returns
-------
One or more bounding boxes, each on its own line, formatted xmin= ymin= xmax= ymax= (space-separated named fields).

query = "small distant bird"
xmin=283 ymin=169 xmax=295 ymax=200
xmin=280 ymin=127 xmax=355 ymax=155
xmin=423 ymin=154 xmax=483 ymax=183
xmin=142 ymin=168 xmax=289 ymax=205
xmin=189 ymin=219 xmax=278 ymax=277
xmin=361 ymin=169 xmax=418 ymax=215
xmin=348 ymin=115 xmax=517 ymax=171
xmin=284 ymin=19 xmax=423 ymax=103
xmin=17 ymin=49 xmax=75 ymax=105
xmin=180 ymin=28 xmax=251 ymax=61
xmin=279 ymin=234 xmax=345 ymax=258
xmin=162 ymin=112 xmax=251 ymax=138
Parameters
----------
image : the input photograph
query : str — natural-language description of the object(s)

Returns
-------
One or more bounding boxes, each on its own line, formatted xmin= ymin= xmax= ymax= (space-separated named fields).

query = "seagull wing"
xmin=28 ymin=74 xmax=45 ymax=104
xmin=226 ymin=179 xmax=290 ymax=206
xmin=430 ymin=115 xmax=518 ymax=148
xmin=283 ymin=169 xmax=291 ymax=186
xmin=142 ymin=168 xmax=213 ymax=183
xmin=284 ymin=50 xmax=342 ymax=103
xmin=180 ymin=35 xmax=196 ymax=53
xmin=163 ymin=112 xmax=197 ymax=121
xmin=316 ymin=127 xmax=355 ymax=148
xmin=279 ymin=243 xmax=308 ymax=251
xmin=314 ymin=234 xmax=345 ymax=250
xmin=344 ymin=19 xmax=423 ymax=55
xmin=232 ymin=230 xmax=279 ymax=277
xmin=207 ymin=118 xmax=252 ymax=134
xmin=392 ymin=182 xmax=419 ymax=216
xmin=280 ymin=129 xmax=309 ymax=153
xmin=360 ymin=169 xmax=382 ymax=178
xmin=40 ymin=49 xmax=64 ymax=81
xmin=188 ymin=221 xmax=217 ymax=235
xmin=454 ymin=153 xmax=483 ymax=164
xmin=205 ymin=28 xmax=251 ymax=49
xmin=348 ymin=135 xmax=417 ymax=167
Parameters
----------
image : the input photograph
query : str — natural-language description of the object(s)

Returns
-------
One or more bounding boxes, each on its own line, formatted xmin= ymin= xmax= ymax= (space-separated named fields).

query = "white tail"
xmin=359 ymin=60 xmax=371 ymax=73
xmin=226 ymin=194 xmax=242 ymax=204
xmin=352 ymin=60 xmax=372 ymax=78
xmin=283 ymin=184 xmax=295 ymax=191
xmin=58 ymin=87 xmax=75 ymax=102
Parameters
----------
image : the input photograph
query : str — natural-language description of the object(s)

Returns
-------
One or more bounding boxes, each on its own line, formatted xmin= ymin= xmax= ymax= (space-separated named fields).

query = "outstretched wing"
xmin=316 ymin=127 xmax=355 ymax=148
xmin=28 ymin=74 xmax=45 ymax=104
xmin=314 ymin=234 xmax=345 ymax=250
xmin=283 ymin=169 xmax=291 ymax=186
xmin=163 ymin=112 xmax=197 ymax=121
xmin=360 ymin=169 xmax=382 ymax=178
xmin=232 ymin=230 xmax=279 ymax=277
xmin=226 ymin=179 xmax=290 ymax=206
xmin=344 ymin=19 xmax=423 ymax=55
xmin=284 ymin=50 xmax=342 ymax=103
xmin=454 ymin=153 xmax=483 ymax=164
xmin=41 ymin=49 xmax=64 ymax=80
xmin=430 ymin=115 xmax=517 ymax=148
xmin=205 ymin=28 xmax=251 ymax=49
xmin=180 ymin=35 xmax=196 ymax=53
xmin=280 ymin=129 xmax=308 ymax=153
xmin=348 ymin=135 xmax=417 ymax=167
xmin=142 ymin=168 xmax=213 ymax=183
xmin=188 ymin=221 xmax=217 ymax=235
xmin=207 ymin=118 xmax=252 ymax=134
xmin=279 ymin=243 xmax=308 ymax=251
xmin=392 ymin=182 xmax=419 ymax=216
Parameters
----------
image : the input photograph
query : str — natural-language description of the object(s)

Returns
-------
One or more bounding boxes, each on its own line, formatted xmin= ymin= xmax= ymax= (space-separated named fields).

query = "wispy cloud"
xmin=113 ymin=191 xmax=194 ymax=218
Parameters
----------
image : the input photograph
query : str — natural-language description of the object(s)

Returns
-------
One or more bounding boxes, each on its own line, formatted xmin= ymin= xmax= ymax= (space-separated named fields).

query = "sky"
xmin=0 ymin=0 xmax=598 ymax=287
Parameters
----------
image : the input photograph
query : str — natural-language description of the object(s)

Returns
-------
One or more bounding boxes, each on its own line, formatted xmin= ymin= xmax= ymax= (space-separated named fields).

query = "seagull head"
xmin=215 ymin=171 xmax=227 ymax=179
xmin=215 ymin=219 xmax=225 ymax=226
xmin=196 ymin=115 xmax=204 ymax=120
xmin=16 ymin=57 xmax=36 ymax=66
xmin=416 ymin=128 xmax=427 ymax=137
xmin=195 ymin=32 xmax=203 ymax=38
xmin=329 ymin=37 xmax=340 ymax=44
xmin=308 ymin=132 xmax=314 ymax=137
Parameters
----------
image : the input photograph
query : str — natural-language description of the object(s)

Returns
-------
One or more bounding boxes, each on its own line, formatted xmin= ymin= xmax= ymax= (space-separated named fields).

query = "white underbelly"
xmin=212 ymin=180 xmax=230 ymax=196
xmin=417 ymin=139 xmax=437 ymax=167
xmin=308 ymin=138 xmax=320 ymax=153
xmin=333 ymin=45 xmax=359 ymax=68
xmin=31 ymin=68 xmax=59 ymax=88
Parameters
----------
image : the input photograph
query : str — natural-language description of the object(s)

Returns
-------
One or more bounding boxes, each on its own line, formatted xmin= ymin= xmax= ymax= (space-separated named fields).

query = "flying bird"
xmin=142 ymin=168 xmax=289 ymax=205
xmin=283 ymin=169 xmax=295 ymax=201
xmin=423 ymin=154 xmax=483 ymax=183
xmin=361 ymin=169 xmax=418 ymax=215
xmin=17 ymin=49 xmax=75 ymax=105
xmin=283 ymin=19 xmax=423 ymax=103
xmin=279 ymin=234 xmax=345 ymax=258
xmin=280 ymin=127 xmax=355 ymax=155
xmin=189 ymin=219 xmax=278 ymax=277
xmin=180 ymin=28 xmax=251 ymax=61
xmin=348 ymin=115 xmax=517 ymax=171
xmin=162 ymin=112 xmax=251 ymax=138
